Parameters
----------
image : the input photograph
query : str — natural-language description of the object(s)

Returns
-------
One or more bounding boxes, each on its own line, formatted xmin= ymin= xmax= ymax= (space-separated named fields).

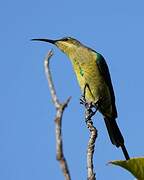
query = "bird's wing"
xmin=96 ymin=53 xmax=117 ymax=118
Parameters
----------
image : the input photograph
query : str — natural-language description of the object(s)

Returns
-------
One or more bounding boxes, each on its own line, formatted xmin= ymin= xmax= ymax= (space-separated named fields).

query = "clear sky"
xmin=0 ymin=0 xmax=144 ymax=179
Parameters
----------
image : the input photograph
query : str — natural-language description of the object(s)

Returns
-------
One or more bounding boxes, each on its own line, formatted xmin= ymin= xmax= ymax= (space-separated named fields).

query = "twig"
xmin=86 ymin=120 xmax=97 ymax=180
xmin=85 ymin=104 xmax=98 ymax=180
xmin=44 ymin=50 xmax=71 ymax=180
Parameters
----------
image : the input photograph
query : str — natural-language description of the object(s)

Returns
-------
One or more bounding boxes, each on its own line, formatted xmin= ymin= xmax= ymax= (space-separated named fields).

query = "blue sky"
xmin=0 ymin=0 xmax=144 ymax=179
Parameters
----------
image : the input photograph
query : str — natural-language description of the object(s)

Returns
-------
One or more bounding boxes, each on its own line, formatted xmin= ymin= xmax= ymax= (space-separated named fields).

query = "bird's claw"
xmin=80 ymin=95 xmax=99 ymax=122
xmin=80 ymin=95 xmax=86 ymax=105
xmin=85 ymin=103 xmax=97 ymax=120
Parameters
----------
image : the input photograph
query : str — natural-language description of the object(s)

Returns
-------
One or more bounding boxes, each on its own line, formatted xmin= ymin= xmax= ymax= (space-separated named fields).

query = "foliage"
xmin=110 ymin=157 xmax=144 ymax=180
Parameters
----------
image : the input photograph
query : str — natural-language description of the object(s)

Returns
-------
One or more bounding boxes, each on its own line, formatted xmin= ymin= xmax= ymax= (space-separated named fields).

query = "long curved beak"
xmin=31 ymin=38 xmax=57 ymax=44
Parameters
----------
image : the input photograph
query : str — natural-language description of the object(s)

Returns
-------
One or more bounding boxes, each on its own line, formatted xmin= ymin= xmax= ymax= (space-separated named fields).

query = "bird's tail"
xmin=104 ymin=117 xmax=130 ymax=160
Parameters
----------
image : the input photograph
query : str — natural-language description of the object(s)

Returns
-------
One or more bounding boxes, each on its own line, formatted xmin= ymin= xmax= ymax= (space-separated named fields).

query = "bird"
xmin=32 ymin=37 xmax=130 ymax=160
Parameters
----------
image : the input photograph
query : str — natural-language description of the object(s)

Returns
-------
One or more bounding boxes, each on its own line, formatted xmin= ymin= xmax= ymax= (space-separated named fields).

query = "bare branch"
xmin=44 ymin=50 xmax=71 ymax=180
xmin=86 ymin=120 xmax=97 ymax=180
xmin=44 ymin=50 xmax=60 ymax=108
xmin=84 ymin=103 xmax=98 ymax=180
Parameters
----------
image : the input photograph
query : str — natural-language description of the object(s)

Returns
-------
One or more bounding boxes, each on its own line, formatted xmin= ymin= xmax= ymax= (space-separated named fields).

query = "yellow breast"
xmin=71 ymin=50 xmax=104 ymax=103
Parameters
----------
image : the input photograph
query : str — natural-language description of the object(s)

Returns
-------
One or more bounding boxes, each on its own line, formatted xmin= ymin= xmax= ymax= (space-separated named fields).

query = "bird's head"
xmin=31 ymin=37 xmax=82 ymax=56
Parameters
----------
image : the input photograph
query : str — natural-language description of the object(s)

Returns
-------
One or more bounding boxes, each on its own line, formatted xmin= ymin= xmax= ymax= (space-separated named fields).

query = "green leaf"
xmin=109 ymin=157 xmax=144 ymax=180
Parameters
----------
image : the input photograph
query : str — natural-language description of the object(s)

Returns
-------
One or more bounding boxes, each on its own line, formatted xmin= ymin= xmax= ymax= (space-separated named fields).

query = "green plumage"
xmin=32 ymin=37 xmax=130 ymax=160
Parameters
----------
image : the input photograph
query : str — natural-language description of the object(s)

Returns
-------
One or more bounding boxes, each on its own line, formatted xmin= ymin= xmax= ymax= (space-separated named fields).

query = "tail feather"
xmin=104 ymin=117 xmax=130 ymax=160
xmin=121 ymin=144 xmax=130 ymax=160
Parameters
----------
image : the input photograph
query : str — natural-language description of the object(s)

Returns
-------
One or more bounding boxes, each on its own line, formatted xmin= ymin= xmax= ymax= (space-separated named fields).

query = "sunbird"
xmin=32 ymin=37 xmax=130 ymax=160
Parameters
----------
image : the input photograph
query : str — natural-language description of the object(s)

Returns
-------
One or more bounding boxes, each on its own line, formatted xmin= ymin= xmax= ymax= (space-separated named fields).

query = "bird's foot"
xmin=80 ymin=95 xmax=98 ymax=123
xmin=80 ymin=95 xmax=87 ymax=106
xmin=85 ymin=103 xmax=97 ymax=122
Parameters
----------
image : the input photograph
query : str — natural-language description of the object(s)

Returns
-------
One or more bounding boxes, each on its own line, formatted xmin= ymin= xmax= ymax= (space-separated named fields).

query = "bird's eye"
xmin=63 ymin=37 xmax=70 ymax=41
